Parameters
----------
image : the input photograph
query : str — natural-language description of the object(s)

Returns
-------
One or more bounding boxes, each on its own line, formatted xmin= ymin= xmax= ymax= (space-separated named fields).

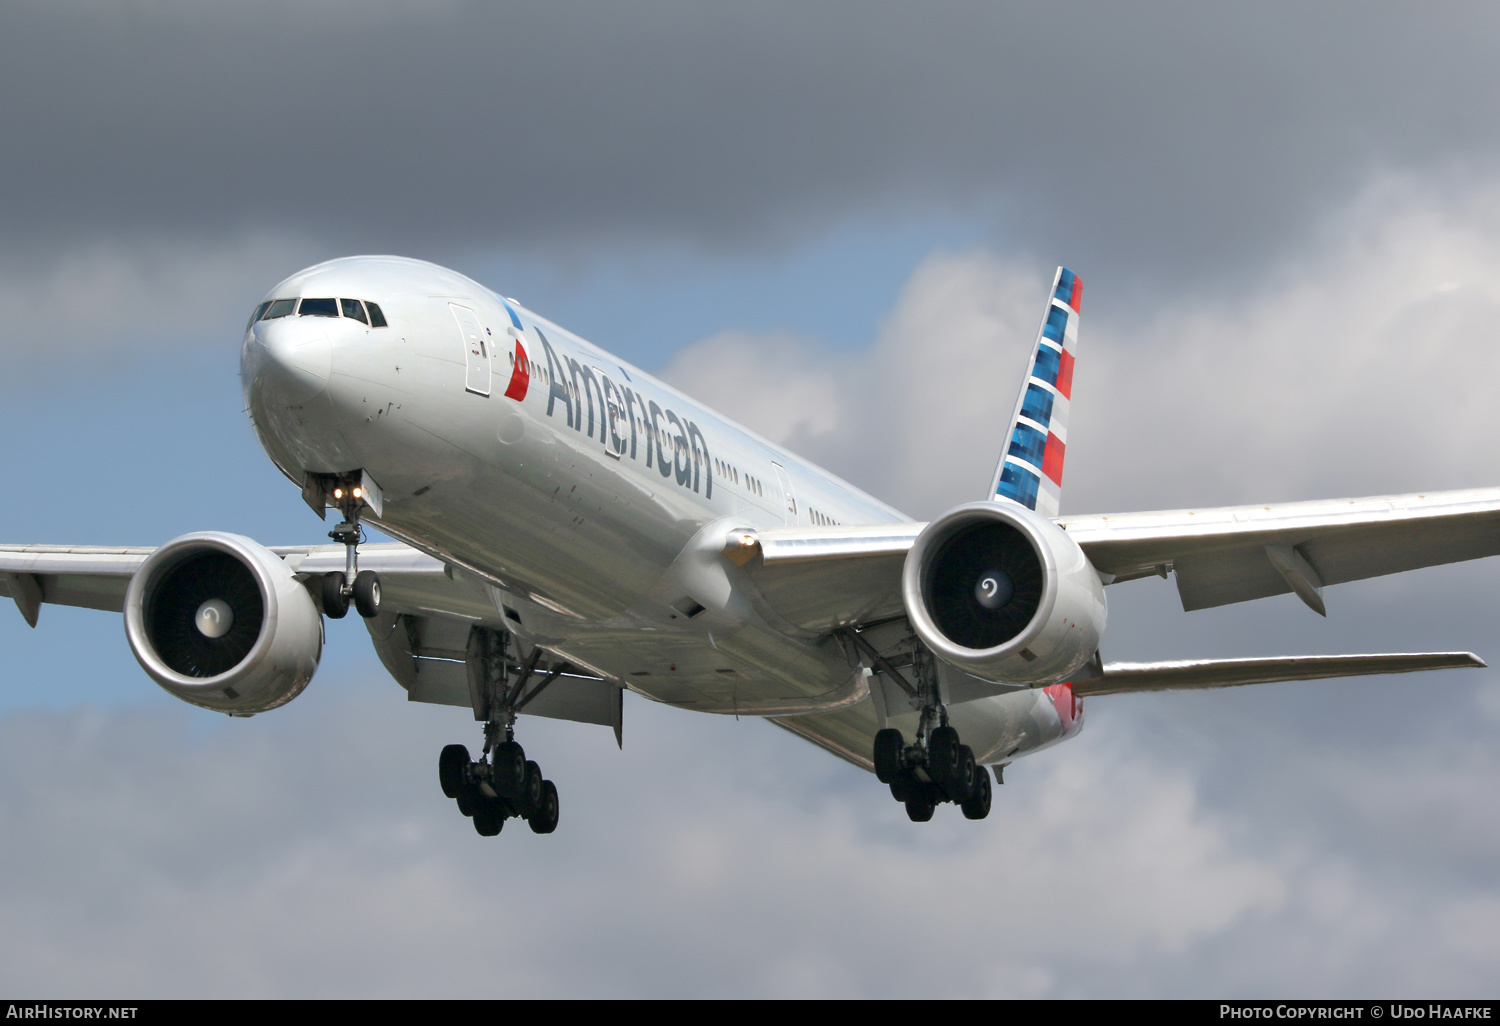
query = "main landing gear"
xmin=866 ymin=634 xmax=992 ymax=823
xmin=439 ymin=740 xmax=559 ymax=837
xmin=320 ymin=484 xmax=381 ymax=620
xmin=874 ymin=723 xmax=991 ymax=822
xmin=439 ymin=627 xmax=562 ymax=837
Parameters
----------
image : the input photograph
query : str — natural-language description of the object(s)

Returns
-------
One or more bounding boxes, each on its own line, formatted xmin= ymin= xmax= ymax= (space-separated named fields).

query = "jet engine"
xmin=901 ymin=501 xmax=1106 ymax=686
xmin=124 ymin=532 xmax=323 ymax=715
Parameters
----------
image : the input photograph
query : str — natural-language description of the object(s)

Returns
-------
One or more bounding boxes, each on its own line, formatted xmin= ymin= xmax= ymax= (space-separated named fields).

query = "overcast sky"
xmin=2 ymin=0 xmax=1499 ymax=998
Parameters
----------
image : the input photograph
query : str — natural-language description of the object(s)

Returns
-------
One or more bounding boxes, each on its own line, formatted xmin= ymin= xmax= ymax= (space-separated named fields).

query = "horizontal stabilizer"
xmin=1074 ymin=651 xmax=1484 ymax=696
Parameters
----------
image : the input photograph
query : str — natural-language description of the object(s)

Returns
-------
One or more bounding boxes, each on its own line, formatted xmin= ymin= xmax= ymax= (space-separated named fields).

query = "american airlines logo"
xmin=526 ymin=330 xmax=714 ymax=498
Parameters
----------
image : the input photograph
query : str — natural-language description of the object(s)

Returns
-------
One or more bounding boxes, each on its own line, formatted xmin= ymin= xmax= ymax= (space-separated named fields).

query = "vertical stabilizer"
xmin=986 ymin=267 xmax=1080 ymax=517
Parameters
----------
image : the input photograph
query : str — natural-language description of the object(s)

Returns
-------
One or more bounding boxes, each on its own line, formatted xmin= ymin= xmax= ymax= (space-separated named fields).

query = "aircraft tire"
xmin=905 ymin=796 xmax=936 ymax=822
xmin=873 ymin=728 xmax=904 ymax=783
xmin=353 ymin=571 xmax=381 ymax=618
xmin=493 ymin=741 xmax=525 ymax=796
xmin=438 ymin=744 xmax=470 ymax=798
xmin=519 ymin=760 xmax=544 ymax=816
xmin=473 ymin=800 xmax=504 ymax=837
xmin=321 ymin=572 xmax=349 ymax=619
xmin=946 ymin=744 xmax=977 ymax=803
xmin=961 ymin=766 xmax=992 ymax=820
xmin=455 ymin=779 xmax=480 ymax=818
xmin=529 ymin=780 xmax=559 ymax=834
xmin=929 ymin=725 xmax=961 ymax=790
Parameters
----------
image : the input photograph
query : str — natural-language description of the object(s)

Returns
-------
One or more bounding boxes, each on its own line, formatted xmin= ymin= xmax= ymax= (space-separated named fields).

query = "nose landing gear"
xmin=319 ymin=477 xmax=381 ymax=620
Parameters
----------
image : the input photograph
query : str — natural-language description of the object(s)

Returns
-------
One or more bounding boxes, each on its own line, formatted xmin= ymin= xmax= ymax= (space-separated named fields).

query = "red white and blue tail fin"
xmin=987 ymin=267 xmax=1080 ymax=518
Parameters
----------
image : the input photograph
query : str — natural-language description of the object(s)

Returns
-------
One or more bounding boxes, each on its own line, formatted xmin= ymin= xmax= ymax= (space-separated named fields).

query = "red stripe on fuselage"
xmin=504 ymin=341 xmax=531 ymax=401
xmin=1044 ymin=682 xmax=1083 ymax=737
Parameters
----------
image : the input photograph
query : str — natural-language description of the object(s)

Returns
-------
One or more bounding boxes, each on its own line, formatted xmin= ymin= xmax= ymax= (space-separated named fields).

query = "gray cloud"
xmin=0 ymin=232 xmax=324 ymax=360
xmin=4 ymin=1 xmax=1500 ymax=283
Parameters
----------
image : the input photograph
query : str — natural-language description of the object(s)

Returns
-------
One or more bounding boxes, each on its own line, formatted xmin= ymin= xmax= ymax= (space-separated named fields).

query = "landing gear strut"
xmin=320 ymin=479 xmax=381 ymax=620
xmin=865 ymin=633 xmax=991 ymax=822
xmin=439 ymin=627 xmax=563 ymax=837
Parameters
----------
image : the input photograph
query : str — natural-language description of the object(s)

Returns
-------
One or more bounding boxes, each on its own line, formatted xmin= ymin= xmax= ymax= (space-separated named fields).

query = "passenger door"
xmin=450 ymin=304 xmax=491 ymax=397
xmin=771 ymin=462 xmax=800 ymax=526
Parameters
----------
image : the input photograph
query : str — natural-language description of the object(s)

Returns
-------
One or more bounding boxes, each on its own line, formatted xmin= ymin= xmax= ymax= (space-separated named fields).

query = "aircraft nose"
xmin=244 ymin=319 xmax=332 ymax=404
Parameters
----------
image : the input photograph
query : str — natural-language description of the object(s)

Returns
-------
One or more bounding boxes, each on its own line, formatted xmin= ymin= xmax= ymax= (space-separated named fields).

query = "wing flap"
xmin=399 ymin=655 xmax=623 ymax=727
xmin=1075 ymin=651 xmax=1485 ymax=696
xmin=367 ymin=611 xmax=623 ymax=731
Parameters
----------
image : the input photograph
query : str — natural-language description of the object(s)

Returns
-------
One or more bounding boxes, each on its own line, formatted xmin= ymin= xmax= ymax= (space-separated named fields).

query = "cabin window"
xmin=264 ymin=299 xmax=296 ymax=319
xmin=340 ymin=298 xmax=369 ymax=324
xmin=366 ymin=302 xmax=388 ymax=327
xmin=298 ymin=297 xmax=339 ymax=318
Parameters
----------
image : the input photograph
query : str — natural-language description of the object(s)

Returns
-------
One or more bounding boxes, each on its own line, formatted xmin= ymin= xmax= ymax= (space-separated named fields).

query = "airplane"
xmin=3 ymin=256 xmax=1497 ymax=837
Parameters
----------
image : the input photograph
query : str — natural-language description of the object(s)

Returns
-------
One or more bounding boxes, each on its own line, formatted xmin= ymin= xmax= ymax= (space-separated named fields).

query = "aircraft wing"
xmin=0 ymin=546 xmax=152 ymax=623
xmin=0 ymin=542 xmax=457 ymax=622
xmin=0 ymin=540 xmax=621 ymax=731
xmin=731 ymin=486 xmax=1500 ymax=631
xmin=1076 ymin=651 xmax=1485 ymax=696
xmin=1059 ymin=487 xmax=1500 ymax=612
xmin=13 ymin=486 xmax=1500 ymax=634
xmin=727 ymin=524 xmax=922 ymax=633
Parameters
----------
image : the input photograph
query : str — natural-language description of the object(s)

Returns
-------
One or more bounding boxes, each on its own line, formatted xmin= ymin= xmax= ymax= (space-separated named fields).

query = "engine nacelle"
xmin=901 ymin=501 xmax=1106 ymax=686
xmin=124 ymin=532 xmax=323 ymax=715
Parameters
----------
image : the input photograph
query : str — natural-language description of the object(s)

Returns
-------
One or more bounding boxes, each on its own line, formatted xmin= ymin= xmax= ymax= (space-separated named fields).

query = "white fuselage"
xmin=241 ymin=256 xmax=1080 ymax=769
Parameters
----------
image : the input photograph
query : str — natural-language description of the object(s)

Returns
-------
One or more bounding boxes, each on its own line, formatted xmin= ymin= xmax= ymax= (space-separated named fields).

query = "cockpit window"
xmin=340 ymin=298 xmax=368 ymax=324
xmin=264 ymin=299 xmax=296 ymax=319
xmin=298 ymin=298 xmax=339 ymax=317
xmin=366 ymin=301 xmax=388 ymax=327
xmin=247 ymin=301 xmax=272 ymax=329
